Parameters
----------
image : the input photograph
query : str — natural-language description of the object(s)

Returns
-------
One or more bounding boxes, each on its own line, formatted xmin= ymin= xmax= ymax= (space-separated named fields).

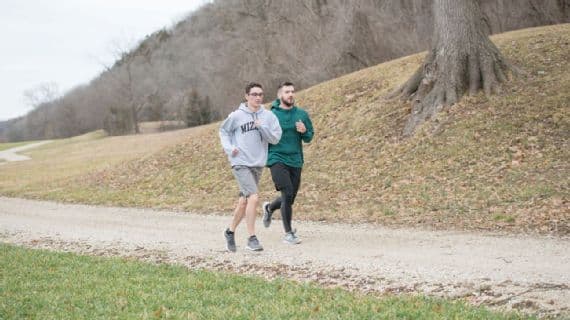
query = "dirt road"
xmin=1 ymin=197 xmax=568 ymax=317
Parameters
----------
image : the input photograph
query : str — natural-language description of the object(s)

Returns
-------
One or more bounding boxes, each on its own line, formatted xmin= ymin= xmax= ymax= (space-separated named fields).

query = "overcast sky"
xmin=0 ymin=0 xmax=207 ymax=121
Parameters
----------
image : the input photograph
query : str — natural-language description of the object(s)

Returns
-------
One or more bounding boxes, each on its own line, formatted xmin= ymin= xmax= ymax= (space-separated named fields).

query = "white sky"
xmin=0 ymin=0 xmax=207 ymax=121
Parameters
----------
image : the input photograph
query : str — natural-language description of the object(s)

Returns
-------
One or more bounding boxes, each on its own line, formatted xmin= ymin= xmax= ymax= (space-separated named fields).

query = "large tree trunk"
xmin=392 ymin=0 xmax=511 ymax=136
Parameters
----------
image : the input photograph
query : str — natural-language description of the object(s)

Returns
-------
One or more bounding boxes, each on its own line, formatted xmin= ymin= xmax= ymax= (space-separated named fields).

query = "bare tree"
xmin=23 ymin=82 xmax=60 ymax=109
xmin=390 ymin=0 xmax=513 ymax=136
xmin=100 ymin=36 xmax=150 ymax=135
xmin=56 ymin=98 xmax=81 ymax=137
xmin=124 ymin=62 xmax=141 ymax=134
xmin=142 ymin=90 xmax=165 ymax=121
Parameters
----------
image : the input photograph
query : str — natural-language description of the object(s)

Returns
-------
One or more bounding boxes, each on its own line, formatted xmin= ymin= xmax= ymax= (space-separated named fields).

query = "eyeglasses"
xmin=248 ymin=92 xmax=264 ymax=97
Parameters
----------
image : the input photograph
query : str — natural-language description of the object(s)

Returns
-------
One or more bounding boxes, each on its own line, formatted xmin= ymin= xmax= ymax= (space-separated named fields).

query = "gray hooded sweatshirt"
xmin=219 ymin=103 xmax=282 ymax=167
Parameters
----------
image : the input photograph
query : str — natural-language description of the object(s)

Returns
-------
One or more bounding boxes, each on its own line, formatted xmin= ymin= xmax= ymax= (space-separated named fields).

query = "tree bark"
xmin=126 ymin=63 xmax=140 ymax=134
xmin=391 ymin=0 xmax=511 ymax=136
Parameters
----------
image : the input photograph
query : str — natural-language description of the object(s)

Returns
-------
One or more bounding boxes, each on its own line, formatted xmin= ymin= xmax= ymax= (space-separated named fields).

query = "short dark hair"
xmin=245 ymin=82 xmax=263 ymax=94
xmin=279 ymin=81 xmax=294 ymax=90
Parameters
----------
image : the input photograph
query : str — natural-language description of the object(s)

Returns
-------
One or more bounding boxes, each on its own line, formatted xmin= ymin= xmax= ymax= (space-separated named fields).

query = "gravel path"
xmin=1 ymin=197 xmax=568 ymax=317
xmin=0 ymin=141 xmax=52 ymax=162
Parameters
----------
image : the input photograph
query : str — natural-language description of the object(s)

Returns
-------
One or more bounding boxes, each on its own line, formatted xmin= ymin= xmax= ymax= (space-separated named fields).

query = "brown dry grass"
xmin=0 ymin=129 xmax=199 ymax=201
xmin=1 ymin=24 xmax=568 ymax=235
xmin=138 ymin=121 xmax=186 ymax=134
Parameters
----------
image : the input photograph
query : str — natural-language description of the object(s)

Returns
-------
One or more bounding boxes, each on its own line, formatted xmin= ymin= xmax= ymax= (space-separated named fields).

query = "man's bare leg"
xmin=245 ymin=194 xmax=259 ymax=236
xmin=229 ymin=197 xmax=247 ymax=232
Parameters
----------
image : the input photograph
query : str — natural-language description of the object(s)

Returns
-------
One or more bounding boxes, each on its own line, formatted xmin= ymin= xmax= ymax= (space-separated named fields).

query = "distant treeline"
xmin=2 ymin=0 xmax=568 ymax=142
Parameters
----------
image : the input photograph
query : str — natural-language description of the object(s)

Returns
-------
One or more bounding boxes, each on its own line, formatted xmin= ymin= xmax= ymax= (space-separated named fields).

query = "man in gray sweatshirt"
xmin=219 ymin=82 xmax=282 ymax=252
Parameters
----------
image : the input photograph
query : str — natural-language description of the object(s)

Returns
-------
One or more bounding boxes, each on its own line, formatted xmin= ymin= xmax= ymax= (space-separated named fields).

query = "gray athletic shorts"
xmin=231 ymin=166 xmax=263 ymax=198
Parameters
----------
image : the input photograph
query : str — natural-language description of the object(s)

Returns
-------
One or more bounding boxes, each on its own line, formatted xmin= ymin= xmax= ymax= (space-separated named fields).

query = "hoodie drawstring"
xmin=253 ymin=113 xmax=262 ymax=141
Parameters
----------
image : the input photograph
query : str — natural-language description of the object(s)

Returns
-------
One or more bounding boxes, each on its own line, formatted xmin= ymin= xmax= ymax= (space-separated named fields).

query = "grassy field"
xmin=0 ymin=24 xmax=568 ymax=235
xmin=0 ymin=244 xmax=531 ymax=320
xmin=0 ymin=129 xmax=195 ymax=204
xmin=0 ymin=141 xmax=35 ymax=152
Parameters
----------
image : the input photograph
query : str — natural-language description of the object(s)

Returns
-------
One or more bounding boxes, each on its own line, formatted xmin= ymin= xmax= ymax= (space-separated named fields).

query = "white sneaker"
xmin=283 ymin=231 xmax=301 ymax=245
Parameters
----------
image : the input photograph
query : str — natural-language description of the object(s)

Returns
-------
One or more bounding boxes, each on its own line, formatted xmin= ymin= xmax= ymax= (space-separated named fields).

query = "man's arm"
xmin=219 ymin=113 xmax=238 ymax=156
xmin=258 ymin=112 xmax=282 ymax=145
xmin=301 ymin=111 xmax=314 ymax=143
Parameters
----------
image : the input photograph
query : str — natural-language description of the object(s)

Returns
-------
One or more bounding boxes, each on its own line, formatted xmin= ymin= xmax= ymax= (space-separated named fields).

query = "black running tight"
xmin=268 ymin=163 xmax=302 ymax=233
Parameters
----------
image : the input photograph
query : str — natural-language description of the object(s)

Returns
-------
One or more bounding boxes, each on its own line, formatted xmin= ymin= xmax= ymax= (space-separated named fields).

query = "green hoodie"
xmin=267 ymin=99 xmax=314 ymax=168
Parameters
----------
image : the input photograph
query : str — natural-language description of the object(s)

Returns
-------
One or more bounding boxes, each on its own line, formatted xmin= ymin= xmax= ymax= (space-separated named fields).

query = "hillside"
xmin=1 ymin=24 xmax=568 ymax=236
xmin=3 ymin=1 xmax=568 ymax=142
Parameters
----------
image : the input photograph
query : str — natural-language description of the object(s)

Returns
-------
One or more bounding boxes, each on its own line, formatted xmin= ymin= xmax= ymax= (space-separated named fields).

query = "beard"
xmin=281 ymin=97 xmax=295 ymax=107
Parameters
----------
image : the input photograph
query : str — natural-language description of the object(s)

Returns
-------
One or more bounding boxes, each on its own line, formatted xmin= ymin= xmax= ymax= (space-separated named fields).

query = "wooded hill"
xmin=2 ymin=0 xmax=568 ymax=142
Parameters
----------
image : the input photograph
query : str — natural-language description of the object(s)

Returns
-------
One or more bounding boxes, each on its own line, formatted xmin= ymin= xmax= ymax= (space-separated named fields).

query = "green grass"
xmin=493 ymin=214 xmax=516 ymax=223
xmin=0 ymin=244 xmax=530 ymax=320
xmin=0 ymin=141 xmax=35 ymax=152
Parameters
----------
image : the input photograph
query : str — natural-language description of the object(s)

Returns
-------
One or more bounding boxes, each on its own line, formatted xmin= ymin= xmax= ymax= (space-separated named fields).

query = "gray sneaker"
xmin=224 ymin=228 xmax=236 ymax=252
xmin=262 ymin=201 xmax=272 ymax=228
xmin=283 ymin=231 xmax=301 ymax=245
xmin=246 ymin=235 xmax=263 ymax=251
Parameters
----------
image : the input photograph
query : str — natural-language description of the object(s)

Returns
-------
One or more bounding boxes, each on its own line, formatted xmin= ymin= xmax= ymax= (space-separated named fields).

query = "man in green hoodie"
xmin=262 ymin=81 xmax=314 ymax=244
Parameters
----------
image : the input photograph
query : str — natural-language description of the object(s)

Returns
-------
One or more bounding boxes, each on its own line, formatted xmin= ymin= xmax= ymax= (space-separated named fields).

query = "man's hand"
xmin=254 ymin=119 xmax=261 ymax=128
xmin=295 ymin=120 xmax=306 ymax=134
xmin=231 ymin=148 xmax=239 ymax=157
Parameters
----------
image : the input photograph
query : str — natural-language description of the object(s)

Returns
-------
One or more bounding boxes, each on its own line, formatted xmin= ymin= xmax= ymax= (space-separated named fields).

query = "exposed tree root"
xmin=388 ymin=0 xmax=515 ymax=137
xmin=389 ymin=42 xmax=512 ymax=136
